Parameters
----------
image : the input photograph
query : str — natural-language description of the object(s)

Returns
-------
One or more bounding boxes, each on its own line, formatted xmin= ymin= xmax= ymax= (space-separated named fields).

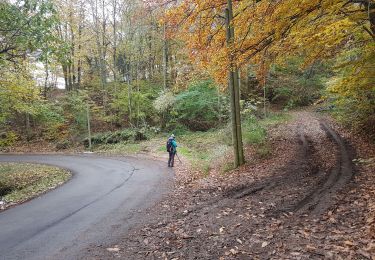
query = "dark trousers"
xmin=168 ymin=152 xmax=175 ymax=167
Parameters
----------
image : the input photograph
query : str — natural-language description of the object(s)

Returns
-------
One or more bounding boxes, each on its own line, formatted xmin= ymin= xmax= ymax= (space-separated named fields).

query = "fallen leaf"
xmin=230 ymin=248 xmax=238 ymax=255
xmin=107 ymin=247 xmax=120 ymax=252
xmin=306 ymin=245 xmax=316 ymax=251
xmin=219 ymin=227 xmax=225 ymax=233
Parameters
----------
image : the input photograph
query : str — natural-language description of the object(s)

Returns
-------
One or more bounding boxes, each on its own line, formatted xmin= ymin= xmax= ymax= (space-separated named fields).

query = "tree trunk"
xmin=163 ymin=22 xmax=168 ymax=90
xmin=68 ymin=64 xmax=73 ymax=91
xmin=112 ymin=0 xmax=118 ymax=84
xmin=127 ymin=62 xmax=132 ymax=126
xmin=77 ymin=4 xmax=84 ymax=89
xmin=25 ymin=113 xmax=31 ymax=141
xmin=62 ymin=64 xmax=69 ymax=90
xmin=226 ymin=0 xmax=244 ymax=167
xmin=44 ymin=57 xmax=49 ymax=98
xmin=70 ymin=20 xmax=76 ymax=90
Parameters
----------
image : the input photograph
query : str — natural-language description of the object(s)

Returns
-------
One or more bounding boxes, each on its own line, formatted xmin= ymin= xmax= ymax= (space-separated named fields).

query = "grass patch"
xmin=95 ymin=142 xmax=143 ymax=154
xmin=177 ymin=130 xmax=231 ymax=174
xmin=242 ymin=112 xmax=290 ymax=159
xmin=242 ymin=112 xmax=291 ymax=145
xmin=0 ymin=163 xmax=71 ymax=207
xmin=260 ymin=113 xmax=291 ymax=126
xmin=242 ymin=117 xmax=267 ymax=145
xmin=94 ymin=134 xmax=169 ymax=155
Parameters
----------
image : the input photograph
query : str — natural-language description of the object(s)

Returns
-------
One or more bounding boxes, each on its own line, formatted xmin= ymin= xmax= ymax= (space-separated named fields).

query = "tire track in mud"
xmin=225 ymin=119 xmax=354 ymax=217
xmin=292 ymin=121 xmax=354 ymax=215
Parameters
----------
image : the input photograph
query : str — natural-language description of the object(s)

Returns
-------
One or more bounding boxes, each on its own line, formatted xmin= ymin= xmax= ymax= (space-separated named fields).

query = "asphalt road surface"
xmin=0 ymin=154 xmax=172 ymax=260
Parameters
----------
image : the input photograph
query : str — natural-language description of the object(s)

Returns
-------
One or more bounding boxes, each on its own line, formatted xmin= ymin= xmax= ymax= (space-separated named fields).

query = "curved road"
xmin=0 ymin=154 xmax=172 ymax=260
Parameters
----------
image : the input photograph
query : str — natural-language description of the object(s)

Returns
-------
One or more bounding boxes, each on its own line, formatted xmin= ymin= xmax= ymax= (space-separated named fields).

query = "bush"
xmin=174 ymin=80 xmax=228 ymax=131
xmin=267 ymin=57 xmax=330 ymax=108
xmin=165 ymin=120 xmax=190 ymax=136
xmin=83 ymin=128 xmax=151 ymax=147
xmin=61 ymin=91 xmax=90 ymax=134
xmin=0 ymin=131 xmax=17 ymax=147
xmin=331 ymin=94 xmax=375 ymax=140
xmin=110 ymin=81 xmax=160 ymax=127
xmin=242 ymin=116 xmax=267 ymax=145
xmin=55 ymin=140 xmax=70 ymax=150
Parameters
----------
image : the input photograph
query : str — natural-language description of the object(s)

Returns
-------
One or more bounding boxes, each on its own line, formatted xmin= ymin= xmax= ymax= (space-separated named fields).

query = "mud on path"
xmin=86 ymin=111 xmax=374 ymax=260
xmin=226 ymin=118 xmax=354 ymax=217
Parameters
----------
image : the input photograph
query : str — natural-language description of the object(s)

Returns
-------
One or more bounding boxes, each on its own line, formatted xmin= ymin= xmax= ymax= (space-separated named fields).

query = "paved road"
xmin=0 ymin=154 xmax=172 ymax=260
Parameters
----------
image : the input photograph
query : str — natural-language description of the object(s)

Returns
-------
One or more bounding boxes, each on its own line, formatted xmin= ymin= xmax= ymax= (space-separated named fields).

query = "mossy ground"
xmin=0 ymin=163 xmax=71 ymax=208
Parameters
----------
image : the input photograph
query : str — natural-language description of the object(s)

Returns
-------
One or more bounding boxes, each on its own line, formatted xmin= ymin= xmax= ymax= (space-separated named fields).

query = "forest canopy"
xmin=165 ymin=0 xmax=374 ymax=129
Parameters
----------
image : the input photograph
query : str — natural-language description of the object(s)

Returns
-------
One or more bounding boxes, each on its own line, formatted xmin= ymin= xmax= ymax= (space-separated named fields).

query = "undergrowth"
xmin=178 ymin=112 xmax=291 ymax=175
xmin=0 ymin=163 xmax=71 ymax=206
xmin=93 ymin=112 xmax=291 ymax=176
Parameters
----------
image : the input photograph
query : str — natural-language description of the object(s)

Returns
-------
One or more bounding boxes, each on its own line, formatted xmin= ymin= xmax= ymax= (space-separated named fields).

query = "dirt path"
xmin=85 ymin=111 xmax=374 ymax=259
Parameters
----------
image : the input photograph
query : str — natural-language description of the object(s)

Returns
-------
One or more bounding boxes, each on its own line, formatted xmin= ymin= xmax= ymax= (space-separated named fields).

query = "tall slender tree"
xmin=226 ymin=0 xmax=244 ymax=167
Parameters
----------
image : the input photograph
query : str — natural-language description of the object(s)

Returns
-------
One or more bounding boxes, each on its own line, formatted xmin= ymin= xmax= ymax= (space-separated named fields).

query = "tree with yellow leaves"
xmin=165 ymin=0 xmax=375 ymax=135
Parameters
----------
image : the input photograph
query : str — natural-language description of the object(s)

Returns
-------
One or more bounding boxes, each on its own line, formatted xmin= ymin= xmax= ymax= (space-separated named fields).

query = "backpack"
xmin=166 ymin=139 xmax=173 ymax=152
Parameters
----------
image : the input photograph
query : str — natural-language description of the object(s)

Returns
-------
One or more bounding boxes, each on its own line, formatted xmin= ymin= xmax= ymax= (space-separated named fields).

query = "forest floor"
xmin=85 ymin=110 xmax=375 ymax=259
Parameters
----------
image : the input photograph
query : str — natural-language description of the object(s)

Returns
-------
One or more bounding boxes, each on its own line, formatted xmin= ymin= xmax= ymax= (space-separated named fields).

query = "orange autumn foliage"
xmin=162 ymin=0 xmax=374 ymax=91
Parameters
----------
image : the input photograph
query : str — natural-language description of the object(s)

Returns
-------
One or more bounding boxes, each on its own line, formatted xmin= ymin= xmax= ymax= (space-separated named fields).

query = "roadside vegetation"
xmin=91 ymin=110 xmax=290 ymax=179
xmin=0 ymin=163 xmax=71 ymax=210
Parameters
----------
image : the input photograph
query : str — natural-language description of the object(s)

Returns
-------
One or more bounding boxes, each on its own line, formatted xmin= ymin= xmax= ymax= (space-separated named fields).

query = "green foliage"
xmin=242 ymin=116 xmax=266 ymax=145
xmin=0 ymin=66 xmax=68 ymax=141
xmin=166 ymin=122 xmax=190 ymax=136
xmin=242 ymin=112 xmax=289 ymax=158
xmin=33 ymin=100 xmax=66 ymax=140
xmin=153 ymin=90 xmax=175 ymax=113
xmin=61 ymin=91 xmax=89 ymax=133
xmin=0 ymin=131 xmax=18 ymax=148
xmin=327 ymin=44 xmax=375 ymax=138
xmin=261 ymin=113 xmax=291 ymax=126
xmin=83 ymin=128 xmax=150 ymax=147
xmin=268 ymin=57 xmax=330 ymax=108
xmin=0 ymin=0 xmax=59 ymax=65
xmin=174 ymin=80 xmax=228 ymax=131
xmin=110 ymin=81 xmax=160 ymax=126
xmin=331 ymin=95 xmax=375 ymax=140
xmin=0 ymin=67 xmax=41 ymax=124
xmin=177 ymin=130 xmax=231 ymax=173
xmin=96 ymin=142 xmax=143 ymax=154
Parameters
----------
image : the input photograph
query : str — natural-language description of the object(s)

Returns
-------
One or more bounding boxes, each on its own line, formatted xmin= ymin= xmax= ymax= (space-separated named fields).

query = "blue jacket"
xmin=169 ymin=138 xmax=177 ymax=153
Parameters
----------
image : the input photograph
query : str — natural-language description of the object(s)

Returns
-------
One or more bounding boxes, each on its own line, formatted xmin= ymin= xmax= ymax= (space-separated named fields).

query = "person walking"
xmin=166 ymin=134 xmax=177 ymax=167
